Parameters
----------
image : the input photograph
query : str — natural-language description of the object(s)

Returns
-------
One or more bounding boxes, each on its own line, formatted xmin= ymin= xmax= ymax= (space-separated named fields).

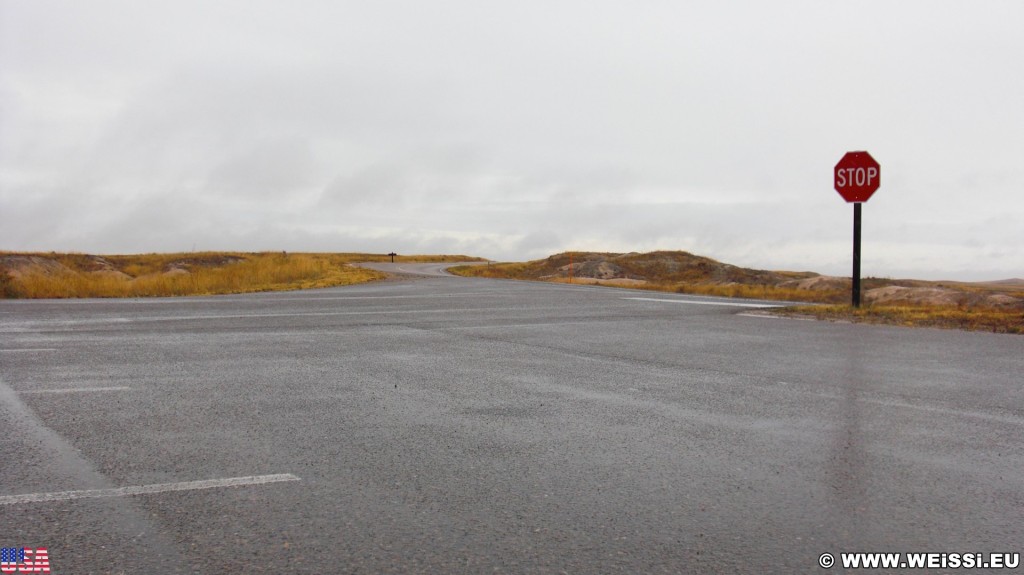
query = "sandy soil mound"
xmin=80 ymin=255 xmax=118 ymax=272
xmin=89 ymin=269 xmax=133 ymax=281
xmin=562 ymin=277 xmax=649 ymax=286
xmin=985 ymin=294 xmax=1024 ymax=308
xmin=865 ymin=286 xmax=1024 ymax=308
xmin=555 ymin=260 xmax=634 ymax=280
xmin=865 ymin=286 xmax=963 ymax=306
xmin=0 ymin=255 xmax=72 ymax=278
xmin=780 ymin=275 xmax=851 ymax=291
xmin=535 ymin=251 xmax=804 ymax=285
xmin=0 ymin=254 xmax=134 ymax=281
xmin=81 ymin=256 xmax=132 ymax=280
xmin=166 ymin=255 xmax=245 ymax=270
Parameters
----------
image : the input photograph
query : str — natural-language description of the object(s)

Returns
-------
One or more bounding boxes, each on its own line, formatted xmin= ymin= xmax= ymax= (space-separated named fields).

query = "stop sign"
xmin=834 ymin=151 xmax=880 ymax=203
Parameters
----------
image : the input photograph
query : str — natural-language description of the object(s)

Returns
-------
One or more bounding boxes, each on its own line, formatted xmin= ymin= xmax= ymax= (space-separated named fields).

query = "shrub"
xmin=0 ymin=267 xmax=20 ymax=298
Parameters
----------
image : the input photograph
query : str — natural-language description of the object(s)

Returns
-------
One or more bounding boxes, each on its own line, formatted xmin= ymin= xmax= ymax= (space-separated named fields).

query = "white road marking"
xmin=623 ymin=297 xmax=786 ymax=308
xmin=21 ymin=386 xmax=132 ymax=395
xmin=440 ymin=320 xmax=601 ymax=331
xmin=0 ymin=473 xmax=301 ymax=506
xmin=255 ymin=292 xmax=497 ymax=301
xmin=737 ymin=312 xmax=815 ymax=320
xmin=3 ymin=306 xmax=568 ymax=327
xmin=0 ymin=348 xmax=59 ymax=352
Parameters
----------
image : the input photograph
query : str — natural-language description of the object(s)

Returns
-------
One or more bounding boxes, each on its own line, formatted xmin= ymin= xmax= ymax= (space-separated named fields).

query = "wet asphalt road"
xmin=1 ymin=264 xmax=1021 ymax=574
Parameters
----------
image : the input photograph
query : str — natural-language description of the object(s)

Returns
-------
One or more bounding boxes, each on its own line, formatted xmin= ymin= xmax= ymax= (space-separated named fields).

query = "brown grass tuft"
xmin=773 ymin=304 xmax=1024 ymax=334
xmin=2 ymin=251 xmax=490 ymax=299
xmin=450 ymin=254 xmax=1023 ymax=334
xmin=0 ymin=252 xmax=440 ymax=298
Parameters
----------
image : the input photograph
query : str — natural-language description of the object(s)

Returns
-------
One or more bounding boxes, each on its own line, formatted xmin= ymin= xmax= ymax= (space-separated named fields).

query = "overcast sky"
xmin=2 ymin=1 xmax=1022 ymax=280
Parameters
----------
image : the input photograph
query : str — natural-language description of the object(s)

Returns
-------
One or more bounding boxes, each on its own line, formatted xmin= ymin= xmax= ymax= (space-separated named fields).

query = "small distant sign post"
xmin=833 ymin=151 xmax=880 ymax=308
xmin=388 ymin=252 xmax=397 ymax=263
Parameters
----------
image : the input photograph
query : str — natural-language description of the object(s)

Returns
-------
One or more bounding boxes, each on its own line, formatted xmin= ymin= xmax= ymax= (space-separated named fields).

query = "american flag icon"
xmin=0 ymin=548 xmax=50 ymax=573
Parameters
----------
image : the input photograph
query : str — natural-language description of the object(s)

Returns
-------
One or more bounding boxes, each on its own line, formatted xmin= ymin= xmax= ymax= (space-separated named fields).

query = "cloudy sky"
xmin=2 ymin=1 xmax=1022 ymax=280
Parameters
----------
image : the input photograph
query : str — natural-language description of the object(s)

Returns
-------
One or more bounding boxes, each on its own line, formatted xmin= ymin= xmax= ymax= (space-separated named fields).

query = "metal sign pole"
xmin=852 ymin=203 xmax=862 ymax=308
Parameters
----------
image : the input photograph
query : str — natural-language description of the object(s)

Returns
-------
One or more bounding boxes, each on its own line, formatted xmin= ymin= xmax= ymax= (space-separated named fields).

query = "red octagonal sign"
xmin=834 ymin=151 xmax=880 ymax=203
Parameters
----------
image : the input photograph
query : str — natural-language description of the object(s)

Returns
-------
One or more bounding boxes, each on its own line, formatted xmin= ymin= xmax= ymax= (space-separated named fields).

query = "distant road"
xmin=1 ymin=273 xmax=1021 ymax=573
xmin=357 ymin=261 xmax=475 ymax=277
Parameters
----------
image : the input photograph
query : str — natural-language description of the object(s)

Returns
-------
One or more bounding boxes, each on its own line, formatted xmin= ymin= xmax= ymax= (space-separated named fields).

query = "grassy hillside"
xmin=0 ymin=252 xmax=484 ymax=298
xmin=451 ymin=251 xmax=1024 ymax=334
xmin=771 ymin=304 xmax=1024 ymax=334
xmin=453 ymin=251 xmax=840 ymax=302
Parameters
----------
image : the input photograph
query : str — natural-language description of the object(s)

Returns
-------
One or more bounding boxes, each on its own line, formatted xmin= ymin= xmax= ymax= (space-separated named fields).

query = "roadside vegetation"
xmin=596 ymin=278 xmax=845 ymax=303
xmin=0 ymin=252 xmax=483 ymax=299
xmin=450 ymin=252 xmax=1024 ymax=334
xmin=450 ymin=253 xmax=843 ymax=303
xmin=772 ymin=304 xmax=1024 ymax=334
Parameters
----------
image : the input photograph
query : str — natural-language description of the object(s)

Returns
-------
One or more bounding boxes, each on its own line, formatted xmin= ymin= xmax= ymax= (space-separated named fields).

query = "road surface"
xmin=1 ymin=265 xmax=1021 ymax=573
xmin=358 ymin=261 xmax=473 ymax=277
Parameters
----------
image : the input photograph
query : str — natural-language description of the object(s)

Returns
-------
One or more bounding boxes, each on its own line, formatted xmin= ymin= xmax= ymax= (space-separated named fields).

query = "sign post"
xmin=833 ymin=151 xmax=880 ymax=308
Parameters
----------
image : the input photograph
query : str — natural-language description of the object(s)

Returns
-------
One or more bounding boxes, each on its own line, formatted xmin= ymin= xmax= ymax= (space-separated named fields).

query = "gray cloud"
xmin=1 ymin=0 xmax=1022 ymax=280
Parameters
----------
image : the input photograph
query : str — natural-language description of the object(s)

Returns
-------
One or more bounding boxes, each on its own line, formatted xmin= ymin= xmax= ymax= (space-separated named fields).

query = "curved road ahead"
xmin=1 ymin=272 xmax=1021 ymax=573
xmin=357 ymin=261 xmax=473 ymax=277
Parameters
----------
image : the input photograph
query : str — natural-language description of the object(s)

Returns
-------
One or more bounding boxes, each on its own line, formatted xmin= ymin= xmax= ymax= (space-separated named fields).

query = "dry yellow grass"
xmin=666 ymin=281 xmax=845 ymax=303
xmin=449 ymin=263 xmax=845 ymax=303
xmin=450 ymin=261 xmax=1023 ymax=334
xmin=774 ymin=304 xmax=1024 ymax=334
xmin=450 ymin=262 xmax=534 ymax=280
xmin=3 ymin=253 xmax=382 ymax=298
xmin=0 ymin=252 xmax=483 ymax=299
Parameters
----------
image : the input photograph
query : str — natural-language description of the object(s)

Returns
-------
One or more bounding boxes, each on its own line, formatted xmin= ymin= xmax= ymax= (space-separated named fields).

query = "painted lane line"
xmin=254 ymin=292 xmax=497 ymax=301
xmin=21 ymin=386 xmax=132 ymax=395
xmin=623 ymin=297 xmax=787 ymax=308
xmin=0 ymin=348 xmax=59 ymax=352
xmin=737 ymin=312 xmax=815 ymax=321
xmin=3 ymin=306 xmax=570 ymax=327
xmin=0 ymin=473 xmax=301 ymax=506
